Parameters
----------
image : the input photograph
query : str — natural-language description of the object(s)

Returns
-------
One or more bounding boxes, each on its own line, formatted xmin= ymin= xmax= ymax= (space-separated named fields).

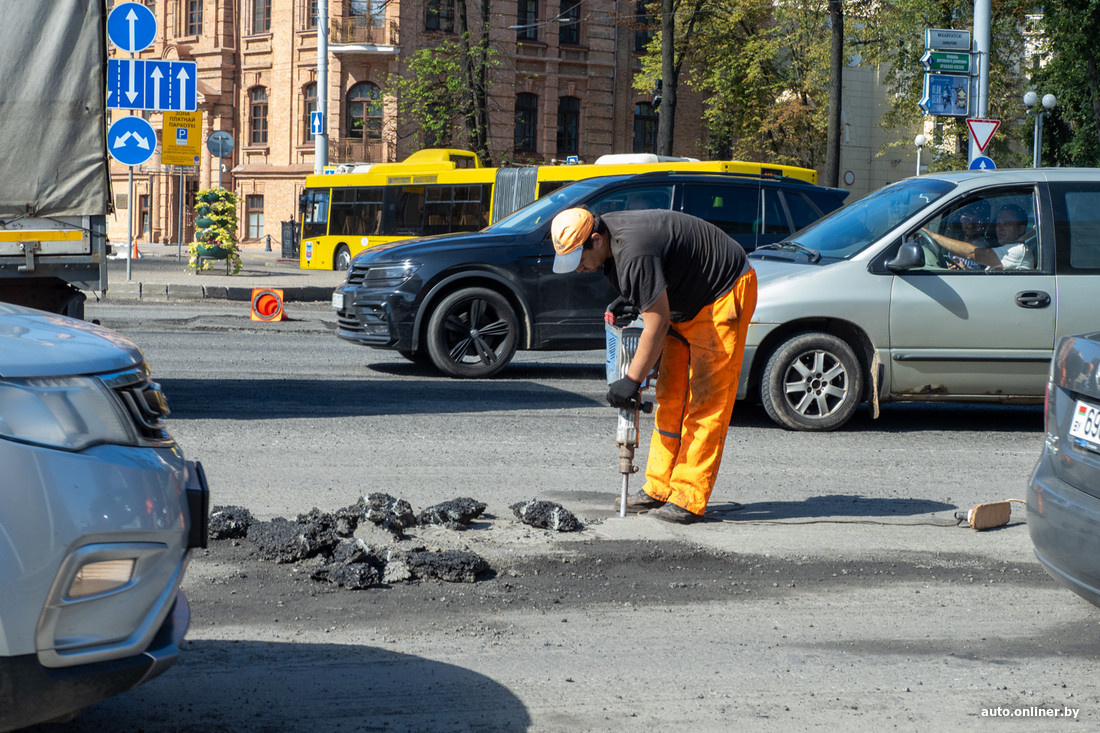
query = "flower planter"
xmin=194 ymin=245 xmax=230 ymax=273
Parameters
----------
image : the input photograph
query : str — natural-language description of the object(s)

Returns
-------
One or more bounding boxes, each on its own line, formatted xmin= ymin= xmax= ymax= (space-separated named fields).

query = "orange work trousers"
xmin=642 ymin=268 xmax=757 ymax=515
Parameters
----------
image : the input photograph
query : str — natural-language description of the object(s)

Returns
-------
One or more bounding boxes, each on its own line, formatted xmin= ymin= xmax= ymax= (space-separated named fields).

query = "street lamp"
xmin=914 ymin=134 xmax=927 ymax=176
xmin=1024 ymin=91 xmax=1056 ymax=168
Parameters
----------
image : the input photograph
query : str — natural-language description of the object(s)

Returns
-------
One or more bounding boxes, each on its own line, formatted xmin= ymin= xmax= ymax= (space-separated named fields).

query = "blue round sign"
xmin=969 ymin=156 xmax=996 ymax=171
xmin=107 ymin=2 xmax=158 ymax=53
xmin=108 ymin=116 xmax=157 ymax=167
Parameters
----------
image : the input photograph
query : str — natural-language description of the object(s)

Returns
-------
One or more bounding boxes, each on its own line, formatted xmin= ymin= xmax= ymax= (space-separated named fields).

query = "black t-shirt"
xmin=601 ymin=210 xmax=750 ymax=322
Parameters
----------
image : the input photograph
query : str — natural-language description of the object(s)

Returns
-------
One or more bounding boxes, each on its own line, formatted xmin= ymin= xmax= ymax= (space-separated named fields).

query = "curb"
xmin=100 ymin=283 xmax=334 ymax=302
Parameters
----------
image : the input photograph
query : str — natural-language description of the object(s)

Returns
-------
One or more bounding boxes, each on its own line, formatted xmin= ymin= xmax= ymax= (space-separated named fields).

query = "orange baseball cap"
xmin=550 ymin=208 xmax=594 ymax=273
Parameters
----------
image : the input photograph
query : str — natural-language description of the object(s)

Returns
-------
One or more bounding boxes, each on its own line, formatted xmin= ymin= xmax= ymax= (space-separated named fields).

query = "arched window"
xmin=347 ymin=82 xmax=382 ymax=141
xmin=514 ymin=93 xmax=538 ymax=153
xmin=304 ymin=82 xmax=318 ymax=142
xmin=250 ymin=87 xmax=268 ymax=145
xmin=633 ymin=101 xmax=656 ymax=154
xmin=557 ymin=96 xmax=579 ymax=156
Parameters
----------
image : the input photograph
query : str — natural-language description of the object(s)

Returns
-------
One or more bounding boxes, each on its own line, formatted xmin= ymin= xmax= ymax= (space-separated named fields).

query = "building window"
xmin=635 ymin=0 xmax=656 ymax=51
xmin=515 ymin=93 xmax=538 ymax=153
xmin=247 ymin=195 xmax=265 ymax=239
xmin=306 ymin=0 xmax=318 ymax=28
xmin=557 ymin=96 xmax=579 ymax=156
xmin=138 ymin=194 xmax=151 ymax=237
xmin=347 ymin=82 xmax=382 ymax=140
xmin=517 ymin=0 xmax=537 ymax=40
xmin=304 ymin=82 xmax=318 ymax=142
xmin=252 ymin=0 xmax=271 ymax=33
xmin=250 ymin=87 xmax=269 ymax=144
xmin=633 ymin=102 xmax=657 ymax=153
xmin=425 ymin=0 xmax=454 ymax=31
xmin=559 ymin=1 xmax=580 ymax=45
xmin=186 ymin=0 xmax=202 ymax=35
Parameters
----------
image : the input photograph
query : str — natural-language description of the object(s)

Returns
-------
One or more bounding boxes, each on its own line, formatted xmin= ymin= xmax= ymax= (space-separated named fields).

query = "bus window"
xmin=330 ymin=187 xmax=383 ymax=236
xmin=423 ymin=184 xmax=491 ymax=235
xmin=394 ymin=186 xmax=425 ymax=236
xmin=301 ymin=189 xmax=329 ymax=238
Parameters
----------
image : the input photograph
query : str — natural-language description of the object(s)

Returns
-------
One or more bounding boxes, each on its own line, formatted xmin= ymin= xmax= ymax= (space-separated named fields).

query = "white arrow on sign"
xmin=112 ymin=130 xmax=150 ymax=150
xmin=176 ymin=65 xmax=191 ymax=109
xmin=150 ymin=66 xmax=163 ymax=108
xmin=966 ymin=118 xmax=1000 ymax=153
xmin=126 ymin=58 xmax=139 ymax=103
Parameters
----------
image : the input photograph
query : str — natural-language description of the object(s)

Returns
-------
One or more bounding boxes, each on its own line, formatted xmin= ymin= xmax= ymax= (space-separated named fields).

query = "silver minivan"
xmin=738 ymin=168 xmax=1100 ymax=430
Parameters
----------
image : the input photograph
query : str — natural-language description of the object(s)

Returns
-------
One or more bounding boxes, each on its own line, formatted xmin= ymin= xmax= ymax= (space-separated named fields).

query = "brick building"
xmin=106 ymin=0 xmax=709 ymax=253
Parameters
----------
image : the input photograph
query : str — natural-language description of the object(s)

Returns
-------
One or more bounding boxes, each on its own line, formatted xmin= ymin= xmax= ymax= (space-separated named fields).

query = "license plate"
xmin=331 ymin=291 xmax=345 ymax=311
xmin=1069 ymin=399 xmax=1100 ymax=450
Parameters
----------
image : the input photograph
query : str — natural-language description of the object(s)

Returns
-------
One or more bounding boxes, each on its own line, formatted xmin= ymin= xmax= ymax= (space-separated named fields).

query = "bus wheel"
xmin=334 ymin=245 xmax=351 ymax=271
xmin=426 ymin=287 xmax=518 ymax=378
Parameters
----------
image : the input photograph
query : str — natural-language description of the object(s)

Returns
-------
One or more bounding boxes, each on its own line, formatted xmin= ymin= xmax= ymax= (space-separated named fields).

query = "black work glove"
xmin=605 ymin=296 xmax=639 ymax=327
xmin=606 ymin=376 xmax=642 ymax=409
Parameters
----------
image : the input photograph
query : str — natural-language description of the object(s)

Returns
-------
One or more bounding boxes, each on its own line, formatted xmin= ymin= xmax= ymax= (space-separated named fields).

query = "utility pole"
xmin=969 ymin=0 xmax=991 ymax=162
xmin=314 ymin=0 xmax=329 ymax=173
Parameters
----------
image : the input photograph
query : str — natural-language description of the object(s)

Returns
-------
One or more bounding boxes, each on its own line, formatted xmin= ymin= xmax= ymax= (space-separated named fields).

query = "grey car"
xmin=0 ymin=304 xmax=208 ymax=730
xmin=1028 ymin=332 xmax=1100 ymax=608
xmin=738 ymin=168 xmax=1100 ymax=430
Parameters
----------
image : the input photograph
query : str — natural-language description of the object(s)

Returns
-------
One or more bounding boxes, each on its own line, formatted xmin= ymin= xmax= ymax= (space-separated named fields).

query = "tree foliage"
xmin=853 ymin=0 xmax=1032 ymax=171
xmin=1031 ymin=0 xmax=1100 ymax=166
xmin=386 ymin=6 xmax=498 ymax=163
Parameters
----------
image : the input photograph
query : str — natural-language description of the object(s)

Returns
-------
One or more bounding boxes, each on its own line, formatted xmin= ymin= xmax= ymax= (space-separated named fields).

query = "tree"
xmin=823 ymin=0 xmax=843 ymax=187
xmin=1031 ymin=1 xmax=1100 ymax=166
xmin=852 ymin=0 xmax=1032 ymax=171
xmin=386 ymin=0 xmax=498 ymax=163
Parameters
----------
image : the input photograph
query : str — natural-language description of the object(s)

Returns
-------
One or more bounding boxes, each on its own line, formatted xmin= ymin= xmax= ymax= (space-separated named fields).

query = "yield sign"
xmin=966 ymin=118 xmax=1000 ymax=153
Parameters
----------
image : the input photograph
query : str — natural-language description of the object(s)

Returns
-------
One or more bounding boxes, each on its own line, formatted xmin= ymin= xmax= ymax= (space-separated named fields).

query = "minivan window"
xmin=783 ymin=178 xmax=955 ymax=258
xmin=1051 ymin=183 xmax=1100 ymax=272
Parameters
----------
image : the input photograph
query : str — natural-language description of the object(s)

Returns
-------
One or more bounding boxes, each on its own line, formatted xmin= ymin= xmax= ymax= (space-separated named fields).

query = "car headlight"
xmin=364 ymin=263 xmax=421 ymax=287
xmin=0 ymin=377 xmax=137 ymax=451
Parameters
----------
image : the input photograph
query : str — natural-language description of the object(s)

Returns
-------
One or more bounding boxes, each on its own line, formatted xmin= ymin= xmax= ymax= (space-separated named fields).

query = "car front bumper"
xmin=333 ymin=284 xmax=417 ymax=349
xmin=0 ymin=591 xmax=190 ymax=730
xmin=1028 ymin=448 xmax=1100 ymax=607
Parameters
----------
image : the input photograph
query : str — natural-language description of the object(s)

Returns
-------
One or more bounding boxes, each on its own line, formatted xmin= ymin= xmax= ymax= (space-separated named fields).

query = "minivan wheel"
xmin=760 ymin=332 xmax=863 ymax=431
xmin=426 ymin=287 xmax=519 ymax=378
xmin=334 ymin=245 xmax=351 ymax=271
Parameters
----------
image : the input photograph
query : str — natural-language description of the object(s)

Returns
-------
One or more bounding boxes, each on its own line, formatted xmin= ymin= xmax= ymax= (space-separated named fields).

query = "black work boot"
xmin=649 ymin=502 xmax=704 ymax=524
xmin=616 ymin=490 xmax=665 ymax=512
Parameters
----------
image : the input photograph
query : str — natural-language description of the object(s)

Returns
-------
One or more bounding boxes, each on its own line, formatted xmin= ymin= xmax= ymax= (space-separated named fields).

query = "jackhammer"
xmin=605 ymin=298 xmax=654 ymax=518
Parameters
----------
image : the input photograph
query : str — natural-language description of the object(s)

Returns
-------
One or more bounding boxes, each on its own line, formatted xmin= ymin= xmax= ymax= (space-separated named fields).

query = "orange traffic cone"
xmin=251 ymin=288 xmax=287 ymax=321
xmin=130 ymin=240 xmax=142 ymax=259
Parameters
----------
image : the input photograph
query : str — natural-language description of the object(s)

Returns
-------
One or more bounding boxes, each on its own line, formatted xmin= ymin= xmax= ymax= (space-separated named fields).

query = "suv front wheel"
xmin=426 ymin=287 xmax=519 ymax=378
xmin=760 ymin=332 xmax=863 ymax=431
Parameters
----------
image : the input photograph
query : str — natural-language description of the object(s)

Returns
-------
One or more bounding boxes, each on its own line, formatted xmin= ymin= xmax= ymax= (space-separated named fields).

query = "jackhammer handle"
xmin=639 ymin=401 xmax=653 ymax=414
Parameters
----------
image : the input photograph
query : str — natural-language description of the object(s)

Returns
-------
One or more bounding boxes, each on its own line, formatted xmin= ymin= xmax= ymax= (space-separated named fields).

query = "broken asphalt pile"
xmin=208 ymin=493 xmax=582 ymax=591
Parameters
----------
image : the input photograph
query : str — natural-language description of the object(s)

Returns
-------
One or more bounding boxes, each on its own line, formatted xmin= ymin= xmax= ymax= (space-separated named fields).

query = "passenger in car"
xmin=548 ymin=207 xmax=757 ymax=525
xmin=923 ymin=202 xmax=1035 ymax=270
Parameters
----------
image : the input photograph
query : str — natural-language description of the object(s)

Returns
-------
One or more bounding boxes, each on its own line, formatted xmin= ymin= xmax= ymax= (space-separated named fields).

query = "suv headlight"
xmin=364 ymin=263 xmax=421 ymax=287
xmin=0 ymin=377 xmax=137 ymax=451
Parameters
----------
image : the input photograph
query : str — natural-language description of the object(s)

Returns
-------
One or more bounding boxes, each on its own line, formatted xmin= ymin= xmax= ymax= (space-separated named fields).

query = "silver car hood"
xmin=0 ymin=304 xmax=144 ymax=378
xmin=750 ymin=258 xmax=817 ymax=288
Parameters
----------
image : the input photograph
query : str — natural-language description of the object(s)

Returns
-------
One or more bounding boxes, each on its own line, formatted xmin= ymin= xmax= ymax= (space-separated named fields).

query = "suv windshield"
xmin=486 ymin=177 xmax=625 ymax=233
xmin=772 ymin=177 xmax=956 ymax=259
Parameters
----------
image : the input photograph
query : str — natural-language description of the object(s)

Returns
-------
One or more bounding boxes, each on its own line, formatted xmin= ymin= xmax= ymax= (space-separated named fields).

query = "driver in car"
xmin=922 ymin=202 xmax=1035 ymax=271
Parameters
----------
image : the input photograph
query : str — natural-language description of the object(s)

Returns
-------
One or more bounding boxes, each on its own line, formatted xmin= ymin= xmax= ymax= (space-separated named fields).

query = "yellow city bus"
xmin=298 ymin=148 xmax=819 ymax=270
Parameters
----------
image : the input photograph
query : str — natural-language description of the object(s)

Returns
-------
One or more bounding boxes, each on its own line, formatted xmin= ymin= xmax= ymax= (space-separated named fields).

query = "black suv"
xmin=332 ymin=172 xmax=848 ymax=377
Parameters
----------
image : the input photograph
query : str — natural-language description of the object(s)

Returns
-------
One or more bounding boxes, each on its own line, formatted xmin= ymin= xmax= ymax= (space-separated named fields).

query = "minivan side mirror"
xmin=885 ymin=242 xmax=925 ymax=272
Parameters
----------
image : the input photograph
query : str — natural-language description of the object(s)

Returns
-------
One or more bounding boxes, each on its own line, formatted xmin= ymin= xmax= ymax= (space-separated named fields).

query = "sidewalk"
xmin=94 ymin=244 xmax=346 ymax=302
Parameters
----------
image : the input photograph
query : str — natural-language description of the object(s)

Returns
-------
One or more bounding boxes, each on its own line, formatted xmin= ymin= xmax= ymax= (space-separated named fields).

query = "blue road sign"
xmin=311 ymin=111 xmax=324 ymax=135
xmin=107 ymin=2 xmax=157 ymax=53
xmin=920 ymin=73 xmax=969 ymax=117
xmin=969 ymin=156 xmax=996 ymax=171
xmin=108 ymin=59 xmax=197 ymax=111
xmin=108 ymin=116 xmax=157 ymax=167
